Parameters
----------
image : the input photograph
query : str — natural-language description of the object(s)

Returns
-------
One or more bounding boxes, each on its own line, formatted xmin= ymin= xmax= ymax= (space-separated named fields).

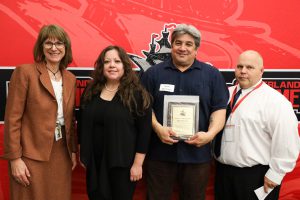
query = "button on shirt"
xmin=141 ymin=58 xmax=229 ymax=163
xmin=217 ymin=80 xmax=300 ymax=184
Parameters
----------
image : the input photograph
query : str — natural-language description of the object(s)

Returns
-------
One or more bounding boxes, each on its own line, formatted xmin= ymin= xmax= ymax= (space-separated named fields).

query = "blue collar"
xmin=163 ymin=58 xmax=202 ymax=71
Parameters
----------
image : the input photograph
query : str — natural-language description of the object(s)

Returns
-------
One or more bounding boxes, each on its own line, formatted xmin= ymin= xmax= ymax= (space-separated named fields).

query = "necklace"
xmin=104 ymin=84 xmax=118 ymax=92
xmin=46 ymin=66 xmax=60 ymax=80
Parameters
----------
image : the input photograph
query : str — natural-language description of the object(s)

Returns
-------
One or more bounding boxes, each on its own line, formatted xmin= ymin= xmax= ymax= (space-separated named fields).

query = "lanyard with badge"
xmin=55 ymin=122 xmax=63 ymax=141
xmin=225 ymin=81 xmax=263 ymax=142
xmin=53 ymin=81 xmax=63 ymax=141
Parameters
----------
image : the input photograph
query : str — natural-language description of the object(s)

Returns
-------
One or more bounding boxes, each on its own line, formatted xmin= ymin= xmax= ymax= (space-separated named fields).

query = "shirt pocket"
xmin=191 ymin=81 xmax=211 ymax=102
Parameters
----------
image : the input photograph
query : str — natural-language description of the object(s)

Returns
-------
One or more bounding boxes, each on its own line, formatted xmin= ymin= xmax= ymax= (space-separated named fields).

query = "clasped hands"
xmin=156 ymin=126 xmax=213 ymax=147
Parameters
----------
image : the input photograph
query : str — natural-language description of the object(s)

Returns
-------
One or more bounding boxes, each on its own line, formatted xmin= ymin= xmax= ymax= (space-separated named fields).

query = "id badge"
xmin=159 ymin=84 xmax=175 ymax=92
xmin=224 ymin=124 xmax=234 ymax=142
xmin=224 ymin=116 xmax=235 ymax=142
xmin=55 ymin=124 xmax=62 ymax=141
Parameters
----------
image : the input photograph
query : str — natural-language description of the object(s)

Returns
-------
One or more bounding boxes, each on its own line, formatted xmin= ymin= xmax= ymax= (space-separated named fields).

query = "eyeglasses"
xmin=43 ymin=41 xmax=65 ymax=49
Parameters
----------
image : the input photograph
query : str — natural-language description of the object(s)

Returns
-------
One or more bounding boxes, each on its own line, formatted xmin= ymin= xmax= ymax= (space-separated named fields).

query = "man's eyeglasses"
xmin=43 ymin=41 xmax=65 ymax=49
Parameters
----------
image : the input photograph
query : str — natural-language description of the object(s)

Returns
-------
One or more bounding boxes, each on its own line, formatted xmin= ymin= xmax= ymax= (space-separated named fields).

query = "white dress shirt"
xmin=217 ymin=80 xmax=300 ymax=185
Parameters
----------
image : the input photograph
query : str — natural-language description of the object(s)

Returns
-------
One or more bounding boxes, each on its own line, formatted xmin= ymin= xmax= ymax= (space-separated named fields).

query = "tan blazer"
xmin=2 ymin=63 xmax=77 ymax=161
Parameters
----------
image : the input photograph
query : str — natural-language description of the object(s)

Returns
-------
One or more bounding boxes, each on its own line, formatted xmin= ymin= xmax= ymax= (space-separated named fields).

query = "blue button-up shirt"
xmin=141 ymin=58 xmax=229 ymax=163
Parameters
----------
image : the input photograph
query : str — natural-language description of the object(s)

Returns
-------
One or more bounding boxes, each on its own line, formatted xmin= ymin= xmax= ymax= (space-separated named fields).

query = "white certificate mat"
xmin=163 ymin=95 xmax=199 ymax=140
xmin=169 ymin=103 xmax=196 ymax=137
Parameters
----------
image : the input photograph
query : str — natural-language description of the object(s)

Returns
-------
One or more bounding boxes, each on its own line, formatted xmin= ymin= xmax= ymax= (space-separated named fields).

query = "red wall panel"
xmin=0 ymin=1 xmax=299 ymax=199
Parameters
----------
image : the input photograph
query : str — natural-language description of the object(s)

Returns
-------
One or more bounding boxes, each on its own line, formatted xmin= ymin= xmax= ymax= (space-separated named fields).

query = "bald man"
xmin=214 ymin=50 xmax=300 ymax=200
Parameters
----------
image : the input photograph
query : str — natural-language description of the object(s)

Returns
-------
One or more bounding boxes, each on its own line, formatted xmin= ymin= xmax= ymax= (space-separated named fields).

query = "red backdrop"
xmin=0 ymin=0 xmax=299 ymax=199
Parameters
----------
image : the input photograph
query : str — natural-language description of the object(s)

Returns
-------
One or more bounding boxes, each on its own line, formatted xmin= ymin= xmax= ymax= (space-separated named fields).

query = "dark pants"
xmin=145 ymin=160 xmax=211 ymax=200
xmin=215 ymin=162 xmax=280 ymax=200
xmin=89 ymin=167 xmax=136 ymax=200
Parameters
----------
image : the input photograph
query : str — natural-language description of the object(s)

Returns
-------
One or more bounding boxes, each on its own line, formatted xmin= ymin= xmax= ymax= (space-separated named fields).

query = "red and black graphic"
xmin=75 ymin=78 xmax=90 ymax=107
xmin=128 ymin=23 xmax=175 ymax=72
xmin=264 ymin=78 xmax=300 ymax=116
xmin=0 ymin=1 xmax=299 ymax=199
xmin=1 ymin=1 xmax=300 ymax=68
xmin=1 ymin=68 xmax=299 ymax=122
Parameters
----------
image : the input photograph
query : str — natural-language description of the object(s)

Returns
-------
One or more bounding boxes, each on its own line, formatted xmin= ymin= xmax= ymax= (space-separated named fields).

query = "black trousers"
xmin=145 ymin=160 xmax=211 ymax=200
xmin=215 ymin=162 xmax=280 ymax=200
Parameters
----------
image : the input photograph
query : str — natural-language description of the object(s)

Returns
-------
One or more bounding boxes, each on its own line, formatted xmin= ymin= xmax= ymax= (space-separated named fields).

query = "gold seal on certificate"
xmin=163 ymin=95 xmax=199 ymax=140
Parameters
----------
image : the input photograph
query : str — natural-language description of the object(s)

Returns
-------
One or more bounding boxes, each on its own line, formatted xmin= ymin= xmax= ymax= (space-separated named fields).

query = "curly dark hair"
xmin=82 ymin=45 xmax=151 ymax=115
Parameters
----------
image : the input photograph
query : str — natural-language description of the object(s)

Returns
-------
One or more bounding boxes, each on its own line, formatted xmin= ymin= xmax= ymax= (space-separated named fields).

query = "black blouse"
xmin=92 ymin=95 xmax=151 ymax=166
xmin=78 ymin=91 xmax=152 ymax=197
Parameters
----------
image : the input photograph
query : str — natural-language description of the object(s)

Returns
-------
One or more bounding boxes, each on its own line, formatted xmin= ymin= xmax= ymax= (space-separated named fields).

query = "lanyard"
xmin=230 ymin=81 xmax=263 ymax=114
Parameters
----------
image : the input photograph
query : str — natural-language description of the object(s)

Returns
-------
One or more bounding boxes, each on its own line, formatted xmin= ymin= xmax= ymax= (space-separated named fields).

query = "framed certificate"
xmin=163 ymin=95 xmax=199 ymax=140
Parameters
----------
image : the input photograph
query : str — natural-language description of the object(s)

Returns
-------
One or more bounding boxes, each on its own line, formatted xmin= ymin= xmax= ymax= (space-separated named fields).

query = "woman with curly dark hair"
xmin=79 ymin=45 xmax=152 ymax=200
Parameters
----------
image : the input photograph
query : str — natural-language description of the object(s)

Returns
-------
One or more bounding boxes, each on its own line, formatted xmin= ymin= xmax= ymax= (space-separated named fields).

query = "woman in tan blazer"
xmin=2 ymin=24 xmax=77 ymax=200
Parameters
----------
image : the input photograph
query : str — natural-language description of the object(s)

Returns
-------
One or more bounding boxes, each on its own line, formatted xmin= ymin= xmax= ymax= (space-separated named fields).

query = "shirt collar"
xmin=163 ymin=58 xmax=201 ymax=71
xmin=238 ymin=79 xmax=263 ymax=94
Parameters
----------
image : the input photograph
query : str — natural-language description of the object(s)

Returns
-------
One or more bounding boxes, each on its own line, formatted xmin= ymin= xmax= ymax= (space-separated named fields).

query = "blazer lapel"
xmin=36 ymin=63 xmax=56 ymax=98
xmin=62 ymin=70 xmax=73 ymax=115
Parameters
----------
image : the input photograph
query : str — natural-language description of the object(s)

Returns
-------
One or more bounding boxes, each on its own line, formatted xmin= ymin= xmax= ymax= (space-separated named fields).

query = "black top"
xmin=92 ymin=98 xmax=106 ymax=167
xmin=78 ymin=91 xmax=152 ymax=198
